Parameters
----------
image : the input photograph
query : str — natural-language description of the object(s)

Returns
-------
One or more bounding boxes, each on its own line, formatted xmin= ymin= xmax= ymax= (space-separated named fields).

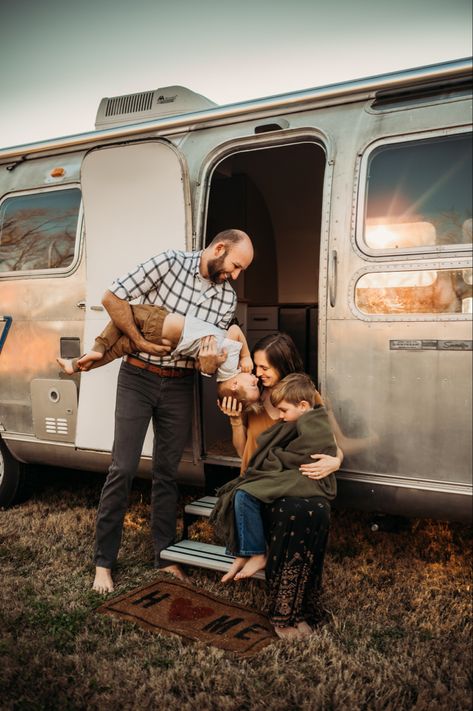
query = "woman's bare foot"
xmin=77 ymin=350 xmax=103 ymax=371
xmin=92 ymin=566 xmax=114 ymax=594
xmin=221 ymin=557 xmax=247 ymax=582
xmin=296 ymin=621 xmax=313 ymax=637
xmin=57 ymin=357 xmax=77 ymax=375
xmin=274 ymin=625 xmax=303 ymax=641
xmin=234 ymin=553 xmax=267 ymax=580
xmin=160 ymin=564 xmax=189 ymax=582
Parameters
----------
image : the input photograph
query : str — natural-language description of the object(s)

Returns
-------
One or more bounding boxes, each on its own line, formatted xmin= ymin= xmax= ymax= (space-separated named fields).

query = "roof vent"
xmin=95 ymin=86 xmax=217 ymax=129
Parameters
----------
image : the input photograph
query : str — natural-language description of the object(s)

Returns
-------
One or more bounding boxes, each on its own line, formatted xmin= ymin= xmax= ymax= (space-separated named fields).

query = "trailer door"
xmin=76 ymin=141 xmax=190 ymax=453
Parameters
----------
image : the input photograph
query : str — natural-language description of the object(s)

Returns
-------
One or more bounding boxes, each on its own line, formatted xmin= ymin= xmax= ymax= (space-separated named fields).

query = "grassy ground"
xmin=0 ymin=467 xmax=471 ymax=711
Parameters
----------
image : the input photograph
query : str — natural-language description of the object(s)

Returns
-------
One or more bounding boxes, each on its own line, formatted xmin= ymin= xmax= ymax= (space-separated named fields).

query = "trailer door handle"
xmin=0 ymin=315 xmax=12 ymax=354
xmin=76 ymin=302 xmax=104 ymax=311
xmin=329 ymin=250 xmax=338 ymax=307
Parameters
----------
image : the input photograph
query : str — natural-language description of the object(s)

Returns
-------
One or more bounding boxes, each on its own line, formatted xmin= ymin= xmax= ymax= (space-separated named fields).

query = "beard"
xmin=206 ymin=249 xmax=229 ymax=284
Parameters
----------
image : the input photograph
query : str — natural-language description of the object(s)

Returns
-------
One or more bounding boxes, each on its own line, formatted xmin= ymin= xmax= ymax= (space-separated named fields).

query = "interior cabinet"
xmin=244 ymin=304 xmax=318 ymax=382
xmin=246 ymin=306 xmax=278 ymax=349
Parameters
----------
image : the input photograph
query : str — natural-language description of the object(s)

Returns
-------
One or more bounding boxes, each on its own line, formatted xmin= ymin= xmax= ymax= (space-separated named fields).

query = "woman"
xmin=219 ymin=332 xmax=343 ymax=640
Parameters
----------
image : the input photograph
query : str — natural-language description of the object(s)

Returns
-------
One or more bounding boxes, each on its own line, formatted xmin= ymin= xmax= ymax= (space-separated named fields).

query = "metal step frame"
xmin=160 ymin=539 xmax=266 ymax=580
xmin=182 ymin=495 xmax=217 ymax=539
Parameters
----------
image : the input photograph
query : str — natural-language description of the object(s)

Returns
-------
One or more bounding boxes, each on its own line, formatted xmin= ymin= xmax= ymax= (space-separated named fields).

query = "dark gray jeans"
xmin=94 ymin=360 xmax=194 ymax=569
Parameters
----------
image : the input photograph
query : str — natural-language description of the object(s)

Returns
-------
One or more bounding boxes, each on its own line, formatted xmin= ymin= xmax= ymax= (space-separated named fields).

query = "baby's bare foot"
xmin=57 ymin=357 xmax=77 ymax=375
xmin=77 ymin=350 xmax=103 ymax=370
xmin=92 ymin=566 xmax=114 ymax=594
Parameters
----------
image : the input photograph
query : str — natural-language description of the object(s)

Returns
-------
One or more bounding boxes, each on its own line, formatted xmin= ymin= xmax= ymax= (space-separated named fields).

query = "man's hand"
xmin=196 ymin=335 xmax=227 ymax=375
xmin=102 ymin=290 xmax=172 ymax=357
xmin=134 ymin=337 xmax=172 ymax=357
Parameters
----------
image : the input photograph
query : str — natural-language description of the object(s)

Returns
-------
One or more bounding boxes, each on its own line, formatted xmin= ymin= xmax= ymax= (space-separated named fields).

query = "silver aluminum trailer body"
xmin=0 ymin=59 xmax=471 ymax=520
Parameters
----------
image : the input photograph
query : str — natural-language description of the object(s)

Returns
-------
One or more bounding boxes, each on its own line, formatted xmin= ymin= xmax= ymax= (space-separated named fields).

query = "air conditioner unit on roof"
xmin=95 ymin=86 xmax=217 ymax=129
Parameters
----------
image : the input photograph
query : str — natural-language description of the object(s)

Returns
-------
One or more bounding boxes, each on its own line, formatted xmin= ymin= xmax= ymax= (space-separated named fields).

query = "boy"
xmin=210 ymin=372 xmax=337 ymax=582
xmin=57 ymin=305 xmax=259 ymax=405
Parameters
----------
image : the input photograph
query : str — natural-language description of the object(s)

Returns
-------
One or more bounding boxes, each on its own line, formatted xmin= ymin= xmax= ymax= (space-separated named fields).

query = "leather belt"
xmin=126 ymin=355 xmax=194 ymax=378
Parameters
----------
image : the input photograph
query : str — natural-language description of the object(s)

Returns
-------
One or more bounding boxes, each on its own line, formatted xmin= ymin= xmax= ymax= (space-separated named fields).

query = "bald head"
xmin=202 ymin=229 xmax=254 ymax=284
xmin=207 ymin=229 xmax=253 ymax=251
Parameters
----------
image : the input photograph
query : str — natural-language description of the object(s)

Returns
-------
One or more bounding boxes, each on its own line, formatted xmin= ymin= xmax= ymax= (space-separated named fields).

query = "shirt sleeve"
xmin=217 ymin=288 xmax=237 ymax=330
xmin=110 ymin=250 xmax=176 ymax=301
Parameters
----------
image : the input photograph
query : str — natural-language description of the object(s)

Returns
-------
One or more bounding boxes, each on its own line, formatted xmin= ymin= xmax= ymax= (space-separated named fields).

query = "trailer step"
xmin=184 ymin=495 xmax=217 ymax=518
xmin=160 ymin=539 xmax=265 ymax=580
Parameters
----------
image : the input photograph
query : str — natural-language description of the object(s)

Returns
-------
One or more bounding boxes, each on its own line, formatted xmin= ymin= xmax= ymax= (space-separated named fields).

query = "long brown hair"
xmin=252 ymin=332 xmax=304 ymax=381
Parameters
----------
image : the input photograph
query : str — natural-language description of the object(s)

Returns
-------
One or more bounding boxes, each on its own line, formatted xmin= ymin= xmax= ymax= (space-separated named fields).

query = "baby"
xmin=57 ymin=304 xmax=260 ymax=406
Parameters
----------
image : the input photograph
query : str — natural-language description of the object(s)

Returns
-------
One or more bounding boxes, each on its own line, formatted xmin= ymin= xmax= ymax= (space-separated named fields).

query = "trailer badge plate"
xmin=390 ymin=339 xmax=473 ymax=351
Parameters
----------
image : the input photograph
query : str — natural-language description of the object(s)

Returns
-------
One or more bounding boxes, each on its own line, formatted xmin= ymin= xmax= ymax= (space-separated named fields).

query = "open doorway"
xmin=201 ymin=140 xmax=326 ymax=461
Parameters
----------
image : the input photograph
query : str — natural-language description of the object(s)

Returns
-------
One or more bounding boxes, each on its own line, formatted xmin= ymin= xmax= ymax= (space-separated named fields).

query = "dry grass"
xmin=0 ymin=466 xmax=471 ymax=711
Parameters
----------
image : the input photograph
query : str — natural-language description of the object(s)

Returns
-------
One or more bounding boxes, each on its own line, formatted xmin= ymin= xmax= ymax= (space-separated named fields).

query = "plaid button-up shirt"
xmin=110 ymin=249 xmax=237 ymax=368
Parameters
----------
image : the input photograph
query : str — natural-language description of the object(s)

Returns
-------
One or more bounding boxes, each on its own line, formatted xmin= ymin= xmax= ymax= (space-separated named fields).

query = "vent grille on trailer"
xmin=45 ymin=417 xmax=69 ymax=436
xmin=95 ymin=85 xmax=217 ymax=129
xmin=105 ymin=91 xmax=155 ymax=117
xmin=30 ymin=379 xmax=77 ymax=443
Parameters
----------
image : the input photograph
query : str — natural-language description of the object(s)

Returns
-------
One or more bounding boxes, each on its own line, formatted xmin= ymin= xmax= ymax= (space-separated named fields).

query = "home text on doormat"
xmin=98 ymin=578 xmax=277 ymax=657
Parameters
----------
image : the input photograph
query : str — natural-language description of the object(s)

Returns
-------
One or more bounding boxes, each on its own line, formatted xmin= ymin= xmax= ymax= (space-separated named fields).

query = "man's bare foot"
xmin=221 ymin=557 xmax=247 ymax=583
xmin=234 ymin=553 xmax=267 ymax=580
xmin=274 ymin=625 xmax=303 ymax=641
xmin=57 ymin=357 xmax=77 ymax=375
xmin=77 ymin=350 xmax=103 ymax=371
xmin=296 ymin=621 xmax=313 ymax=637
xmin=92 ymin=566 xmax=114 ymax=594
xmin=159 ymin=564 xmax=189 ymax=582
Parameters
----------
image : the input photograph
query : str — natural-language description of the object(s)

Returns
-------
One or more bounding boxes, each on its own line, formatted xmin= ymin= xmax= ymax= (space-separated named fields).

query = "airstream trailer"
xmin=0 ymin=58 xmax=471 ymax=534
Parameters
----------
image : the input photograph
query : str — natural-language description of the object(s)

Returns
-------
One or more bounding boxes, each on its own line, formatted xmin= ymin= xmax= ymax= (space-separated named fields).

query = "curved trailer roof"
xmin=0 ymin=56 xmax=471 ymax=161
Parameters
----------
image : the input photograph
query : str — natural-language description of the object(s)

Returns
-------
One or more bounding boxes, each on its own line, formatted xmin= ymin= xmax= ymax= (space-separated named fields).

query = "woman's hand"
xmin=218 ymin=396 xmax=246 ymax=457
xmin=217 ymin=396 xmax=243 ymax=419
xmin=299 ymin=453 xmax=341 ymax=480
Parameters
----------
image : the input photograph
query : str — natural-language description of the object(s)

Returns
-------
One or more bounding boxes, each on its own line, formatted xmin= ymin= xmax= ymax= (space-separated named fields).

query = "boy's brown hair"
xmin=270 ymin=372 xmax=320 ymax=408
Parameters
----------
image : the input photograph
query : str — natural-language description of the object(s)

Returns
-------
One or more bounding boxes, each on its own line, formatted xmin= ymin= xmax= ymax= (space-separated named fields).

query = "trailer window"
xmin=0 ymin=188 xmax=81 ymax=273
xmin=363 ymin=133 xmax=472 ymax=254
xmin=355 ymin=268 xmax=472 ymax=315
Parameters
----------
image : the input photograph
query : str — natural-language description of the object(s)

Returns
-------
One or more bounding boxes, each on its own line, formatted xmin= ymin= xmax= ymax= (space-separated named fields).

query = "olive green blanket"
xmin=210 ymin=407 xmax=337 ymax=554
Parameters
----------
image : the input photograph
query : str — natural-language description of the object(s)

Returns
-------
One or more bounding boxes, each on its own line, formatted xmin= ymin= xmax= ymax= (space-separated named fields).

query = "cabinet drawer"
xmin=247 ymin=306 xmax=278 ymax=330
xmin=247 ymin=329 xmax=276 ymax=350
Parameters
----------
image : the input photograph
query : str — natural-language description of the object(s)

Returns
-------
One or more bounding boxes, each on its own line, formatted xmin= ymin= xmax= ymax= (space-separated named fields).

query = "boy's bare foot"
xmin=159 ymin=564 xmax=189 ymax=582
xmin=77 ymin=350 xmax=103 ymax=371
xmin=221 ymin=557 xmax=247 ymax=583
xmin=274 ymin=625 xmax=303 ymax=641
xmin=92 ymin=566 xmax=114 ymax=594
xmin=234 ymin=553 xmax=267 ymax=580
xmin=57 ymin=357 xmax=77 ymax=375
xmin=296 ymin=621 xmax=313 ymax=637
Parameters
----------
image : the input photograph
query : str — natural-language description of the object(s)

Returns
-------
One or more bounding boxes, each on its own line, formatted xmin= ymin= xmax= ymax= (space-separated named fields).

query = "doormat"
xmin=97 ymin=577 xmax=277 ymax=657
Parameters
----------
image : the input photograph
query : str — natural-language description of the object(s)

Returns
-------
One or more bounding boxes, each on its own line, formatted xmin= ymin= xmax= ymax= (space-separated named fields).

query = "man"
xmin=93 ymin=229 xmax=254 ymax=593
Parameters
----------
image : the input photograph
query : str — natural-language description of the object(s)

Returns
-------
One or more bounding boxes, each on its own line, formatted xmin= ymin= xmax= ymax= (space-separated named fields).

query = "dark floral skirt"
xmin=263 ymin=496 xmax=331 ymax=627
